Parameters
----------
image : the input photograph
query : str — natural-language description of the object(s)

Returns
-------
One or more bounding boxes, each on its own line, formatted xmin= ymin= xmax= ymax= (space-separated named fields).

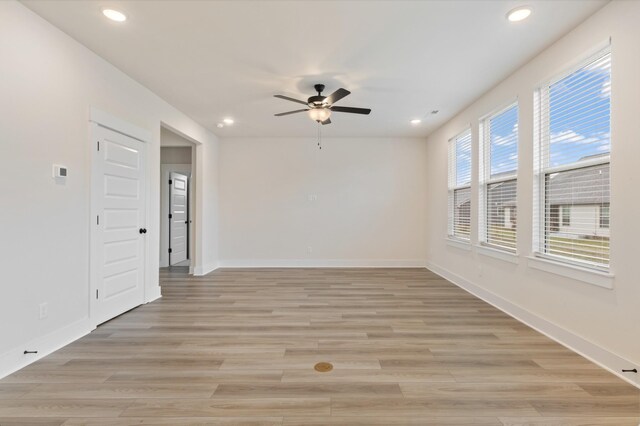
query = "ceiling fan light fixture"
xmin=308 ymin=108 xmax=331 ymax=122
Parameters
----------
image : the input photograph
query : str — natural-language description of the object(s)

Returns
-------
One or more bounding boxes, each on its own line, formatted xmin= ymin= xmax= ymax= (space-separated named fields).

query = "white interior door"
xmin=169 ymin=172 xmax=188 ymax=265
xmin=94 ymin=125 xmax=146 ymax=325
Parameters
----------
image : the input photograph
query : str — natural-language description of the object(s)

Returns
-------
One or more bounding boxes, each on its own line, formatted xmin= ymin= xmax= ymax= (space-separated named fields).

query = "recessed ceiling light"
xmin=102 ymin=8 xmax=127 ymax=22
xmin=410 ymin=119 xmax=421 ymax=125
xmin=223 ymin=118 xmax=234 ymax=125
xmin=507 ymin=6 xmax=531 ymax=22
xmin=217 ymin=123 xmax=224 ymax=128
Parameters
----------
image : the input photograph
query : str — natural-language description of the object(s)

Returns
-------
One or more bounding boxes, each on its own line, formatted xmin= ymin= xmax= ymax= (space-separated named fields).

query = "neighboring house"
xmin=454 ymin=188 xmax=471 ymax=236
xmin=477 ymin=162 xmax=609 ymax=239
xmin=486 ymin=178 xmax=517 ymax=229
xmin=547 ymin=163 xmax=610 ymax=238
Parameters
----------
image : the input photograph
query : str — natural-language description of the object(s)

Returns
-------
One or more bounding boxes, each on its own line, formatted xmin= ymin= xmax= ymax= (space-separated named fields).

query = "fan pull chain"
xmin=317 ymin=122 xmax=322 ymax=150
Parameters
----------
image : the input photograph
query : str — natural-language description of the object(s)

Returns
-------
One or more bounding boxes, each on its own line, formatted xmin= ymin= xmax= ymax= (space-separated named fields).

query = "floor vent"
xmin=314 ymin=362 xmax=333 ymax=373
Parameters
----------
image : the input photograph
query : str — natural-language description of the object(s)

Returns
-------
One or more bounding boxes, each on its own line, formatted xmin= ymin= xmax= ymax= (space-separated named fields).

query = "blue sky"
xmin=549 ymin=53 xmax=611 ymax=167
xmin=456 ymin=133 xmax=472 ymax=186
xmin=490 ymin=105 xmax=518 ymax=176
xmin=456 ymin=53 xmax=610 ymax=185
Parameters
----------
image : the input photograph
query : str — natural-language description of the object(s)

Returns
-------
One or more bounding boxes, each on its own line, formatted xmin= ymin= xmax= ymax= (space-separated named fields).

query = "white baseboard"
xmin=193 ymin=262 xmax=219 ymax=276
xmin=426 ymin=260 xmax=640 ymax=389
xmin=0 ymin=318 xmax=93 ymax=380
xmin=218 ymin=259 xmax=428 ymax=268
xmin=146 ymin=286 xmax=162 ymax=303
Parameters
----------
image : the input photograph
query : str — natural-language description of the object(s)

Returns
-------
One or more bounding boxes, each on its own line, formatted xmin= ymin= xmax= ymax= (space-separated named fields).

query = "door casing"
xmin=89 ymin=108 xmax=152 ymax=328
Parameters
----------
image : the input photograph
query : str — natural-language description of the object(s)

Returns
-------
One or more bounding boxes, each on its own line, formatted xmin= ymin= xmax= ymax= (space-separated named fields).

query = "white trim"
xmin=0 ymin=318 xmax=92 ymax=380
xmin=217 ymin=259 xmax=428 ymax=268
xmin=193 ymin=262 xmax=219 ymax=276
xmin=425 ymin=261 xmax=639 ymax=390
xmin=160 ymin=164 xmax=193 ymax=269
xmin=479 ymin=97 xmax=519 ymax=122
xmin=527 ymin=255 xmax=614 ymax=289
xmin=446 ymin=238 xmax=472 ymax=251
xmin=145 ymin=286 xmax=162 ymax=303
xmin=544 ymin=156 xmax=610 ymax=175
xmin=476 ymin=244 xmax=519 ymax=264
xmin=89 ymin=108 xmax=151 ymax=328
xmin=90 ymin=107 xmax=151 ymax=143
xmin=537 ymin=40 xmax=612 ymax=91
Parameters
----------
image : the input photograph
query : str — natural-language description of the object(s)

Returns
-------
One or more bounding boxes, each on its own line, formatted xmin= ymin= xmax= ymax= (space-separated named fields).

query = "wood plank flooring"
xmin=0 ymin=267 xmax=638 ymax=425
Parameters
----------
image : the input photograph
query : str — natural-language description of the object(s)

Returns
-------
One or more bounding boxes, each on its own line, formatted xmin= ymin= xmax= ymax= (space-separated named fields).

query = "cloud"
xmin=550 ymin=130 xmax=605 ymax=145
xmin=600 ymin=79 xmax=611 ymax=98
xmin=492 ymin=123 xmax=518 ymax=147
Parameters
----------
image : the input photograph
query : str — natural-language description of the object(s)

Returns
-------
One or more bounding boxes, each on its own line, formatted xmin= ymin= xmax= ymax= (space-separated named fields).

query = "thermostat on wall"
xmin=53 ymin=165 xmax=68 ymax=178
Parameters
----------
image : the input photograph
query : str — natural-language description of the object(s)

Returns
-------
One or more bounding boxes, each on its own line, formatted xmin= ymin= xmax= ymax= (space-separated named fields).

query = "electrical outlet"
xmin=307 ymin=194 xmax=317 ymax=202
xmin=39 ymin=302 xmax=48 ymax=320
xmin=307 ymin=246 xmax=313 ymax=254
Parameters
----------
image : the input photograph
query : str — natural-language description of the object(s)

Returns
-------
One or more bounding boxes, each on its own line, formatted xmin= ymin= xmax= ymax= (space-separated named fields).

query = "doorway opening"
xmin=160 ymin=127 xmax=196 ymax=274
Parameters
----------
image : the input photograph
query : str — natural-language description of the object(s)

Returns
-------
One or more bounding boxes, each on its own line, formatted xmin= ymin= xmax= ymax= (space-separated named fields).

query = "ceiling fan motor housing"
xmin=308 ymin=84 xmax=327 ymax=106
xmin=308 ymin=95 xmax=327 ymax=106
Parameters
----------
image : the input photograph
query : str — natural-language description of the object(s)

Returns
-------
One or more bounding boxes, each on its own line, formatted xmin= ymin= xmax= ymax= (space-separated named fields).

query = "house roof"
xmin=454 ymin=189 xmax=471 ymax=209
xmin=474 ymin=161 xmax=610 ymax=209
xmin=547 ymin=163 xmax=610 ymax=205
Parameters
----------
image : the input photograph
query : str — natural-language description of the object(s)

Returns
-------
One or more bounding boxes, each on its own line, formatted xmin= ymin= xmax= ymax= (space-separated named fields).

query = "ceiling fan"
xmin=274 ymin=84 xmax=371 ymax=125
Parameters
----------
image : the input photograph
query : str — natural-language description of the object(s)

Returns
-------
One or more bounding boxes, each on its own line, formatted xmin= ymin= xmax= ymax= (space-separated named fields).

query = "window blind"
xmin=448 ymin=129 xmax=472 ymax=240
xmin=534 ymin=47 xmax=611 ymax=269
xmin=480 ymin=103 xmax=518 ymax=251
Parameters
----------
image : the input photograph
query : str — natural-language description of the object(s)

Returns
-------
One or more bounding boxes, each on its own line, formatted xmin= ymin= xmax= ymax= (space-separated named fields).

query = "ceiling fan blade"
xmin=274 ymin=94 xmax=308 ymax=106
xmin=274 ymin=109 xmax=308 ymax=117
xmin=325 ymin=88 xmax=351 ymax=105
xmin=321 ymin=118 xmax=331 ymax=125
xmin=330 ymin=106 xmax=371 ymax=115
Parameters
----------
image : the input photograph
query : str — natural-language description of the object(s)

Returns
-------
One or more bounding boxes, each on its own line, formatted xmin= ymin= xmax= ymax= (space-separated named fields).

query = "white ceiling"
xmin=22 ymin=0 xmax=607 ymax=138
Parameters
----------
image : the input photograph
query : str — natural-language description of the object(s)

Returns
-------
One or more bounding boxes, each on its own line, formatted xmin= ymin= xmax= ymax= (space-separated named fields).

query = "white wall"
xmin=424 ymin=0 xmax=639 ymax=385
xmin=219 ymin=137 xmax=427 ymax=267
xmin=0 ymin=2 xmax=220 ymax=377
xmin=160 ymin=146 xmax=192 ymax=164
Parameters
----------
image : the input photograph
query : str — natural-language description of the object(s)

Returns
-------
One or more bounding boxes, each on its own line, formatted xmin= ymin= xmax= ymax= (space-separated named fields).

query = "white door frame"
xmin=89 ymin=107 xmax=152 ymax=329
xmin=169 ymin=171 xmax=189 ymax=266
xmin=159 ymin=164 xmax=192 ymax=271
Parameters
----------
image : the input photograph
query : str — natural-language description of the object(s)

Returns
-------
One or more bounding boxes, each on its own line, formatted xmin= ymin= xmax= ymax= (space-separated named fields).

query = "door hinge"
xmin=169 ymin=179 xmax=172 ymax=185
xmin=97 ymin=215 xmax=100 ymax=225
xmin=97 ymin=141 xmax=100 ymax=151
xmin=168 ymin=248 xmax=172 ymax=253
xmin=168 ymin=213 xmax=172 ymax=219
xmin=96 ymin=289 xmax=99 ymax=299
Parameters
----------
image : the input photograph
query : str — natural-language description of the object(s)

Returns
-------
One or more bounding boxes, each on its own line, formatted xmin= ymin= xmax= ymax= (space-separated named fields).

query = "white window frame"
xmin=448 ymin=129 xmax=472 ymax=242
xmin=479 ymin=101 xmax=518 ymax=253
xmin=533 ymin=46 xmax=611 ymax=272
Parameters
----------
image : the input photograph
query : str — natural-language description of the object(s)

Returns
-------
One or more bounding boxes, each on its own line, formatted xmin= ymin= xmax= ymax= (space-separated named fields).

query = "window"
xmin=599 ymin=204 xmax=610 ymax=229
xmin=561 ymin=205 xmax=571 ymax=227
xmin=448 ymin=129 xmax=472 ymax=241
xmin=534 ymin=47 xmax=611 ymax=269
xmin=479 ymin=103 xmax=518 ymax=251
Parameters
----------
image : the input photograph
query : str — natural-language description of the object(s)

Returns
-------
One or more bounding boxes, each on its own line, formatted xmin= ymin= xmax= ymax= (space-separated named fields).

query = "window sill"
xmin=476 ymin=245 xmax=519 ymax=264
xmin=446 ymin=238 xmax=472 ymax=251
xmin=527 ymin=255 xmax=614 ymax=289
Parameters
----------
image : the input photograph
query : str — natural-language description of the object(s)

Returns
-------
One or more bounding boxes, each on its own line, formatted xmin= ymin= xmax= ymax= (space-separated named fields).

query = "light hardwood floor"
xmin=0 ymin=268 xmax=638 ymax=425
